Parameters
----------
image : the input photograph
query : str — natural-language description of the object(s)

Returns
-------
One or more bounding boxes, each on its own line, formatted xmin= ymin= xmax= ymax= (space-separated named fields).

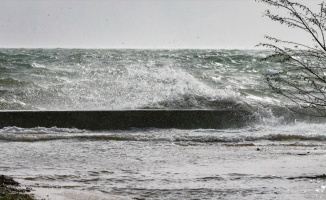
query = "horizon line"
xmin=0 ymin=47 xmax=266 ymax=50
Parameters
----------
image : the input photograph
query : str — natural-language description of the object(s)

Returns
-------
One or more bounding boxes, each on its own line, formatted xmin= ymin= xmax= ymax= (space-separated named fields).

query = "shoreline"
xmin=0 ymin=175 xmax=117 ymax=200
xmin=2 ymin=142 xmax=326 ymax=199
xmin=0 ymin=175 xmax=34 ymax=200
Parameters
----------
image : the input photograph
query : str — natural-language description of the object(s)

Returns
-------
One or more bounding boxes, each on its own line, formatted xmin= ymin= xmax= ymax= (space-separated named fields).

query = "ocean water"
xmin=0 ymin=49 xmax=325 ymax=199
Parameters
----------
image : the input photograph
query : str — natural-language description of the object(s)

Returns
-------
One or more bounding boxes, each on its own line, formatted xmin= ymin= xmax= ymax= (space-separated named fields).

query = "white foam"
xmin=33 ymin=188 xmax=125 ymax=200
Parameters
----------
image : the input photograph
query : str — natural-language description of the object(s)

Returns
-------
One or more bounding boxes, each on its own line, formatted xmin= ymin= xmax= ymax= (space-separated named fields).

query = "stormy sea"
xmin=0 ymin=49 xmax=325 ymax=199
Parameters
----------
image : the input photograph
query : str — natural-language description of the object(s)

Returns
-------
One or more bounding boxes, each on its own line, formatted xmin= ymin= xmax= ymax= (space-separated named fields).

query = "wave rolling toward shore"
xmin=0 ymin=49 xmax=325 ymax=199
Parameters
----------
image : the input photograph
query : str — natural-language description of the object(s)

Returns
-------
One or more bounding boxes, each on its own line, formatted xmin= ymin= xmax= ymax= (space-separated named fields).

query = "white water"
xmin=1 ymin=124 xmax=326 ymax=199
xmin=0 ymin=49 xmax=326 ymax=199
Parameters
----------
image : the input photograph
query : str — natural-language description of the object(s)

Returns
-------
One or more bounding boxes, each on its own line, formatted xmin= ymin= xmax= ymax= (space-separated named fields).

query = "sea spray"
xmin=0 ymin=48 xmax=321 ymax=125
xmin=1 ymin=49 xmax=326 ymax=199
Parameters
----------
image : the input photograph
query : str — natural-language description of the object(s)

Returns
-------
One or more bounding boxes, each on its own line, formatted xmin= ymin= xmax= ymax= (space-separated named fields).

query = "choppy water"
xmin=0 ymin=49 xmax=275 ymax=110
xmin=0 ymin=49 xmax=326 ymax=199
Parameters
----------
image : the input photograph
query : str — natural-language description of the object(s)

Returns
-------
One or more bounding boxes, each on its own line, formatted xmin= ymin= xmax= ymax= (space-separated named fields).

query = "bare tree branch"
xmin=257 ymin=0 xmax=326 ymax=116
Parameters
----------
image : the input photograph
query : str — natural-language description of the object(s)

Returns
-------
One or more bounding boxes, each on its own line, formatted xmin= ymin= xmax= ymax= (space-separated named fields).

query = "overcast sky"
xmin=0 ymin=0 xmax=320 ymax=49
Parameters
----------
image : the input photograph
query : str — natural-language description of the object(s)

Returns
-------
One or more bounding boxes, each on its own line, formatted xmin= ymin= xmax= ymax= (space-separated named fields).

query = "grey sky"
xmin=0 ymin=0 xmax=320 ymax=49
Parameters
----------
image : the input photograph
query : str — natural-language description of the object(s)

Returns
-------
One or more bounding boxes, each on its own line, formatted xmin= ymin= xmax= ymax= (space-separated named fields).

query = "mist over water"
xmin=0 ymin=49 xmax=290 ymax=122
xmin=0 ymin=49 xmax=266 ymax=109
xmin=1 ymin=49 xmax=326 ymax=199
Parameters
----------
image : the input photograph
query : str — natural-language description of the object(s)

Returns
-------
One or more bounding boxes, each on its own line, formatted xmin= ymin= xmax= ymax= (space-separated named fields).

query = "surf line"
xmin=0 ymin=110 xmax=256 ymax=130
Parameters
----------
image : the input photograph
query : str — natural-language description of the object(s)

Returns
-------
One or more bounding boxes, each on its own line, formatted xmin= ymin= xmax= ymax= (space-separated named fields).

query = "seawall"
xmin=0 ymin=110 xmax=256 ymax=130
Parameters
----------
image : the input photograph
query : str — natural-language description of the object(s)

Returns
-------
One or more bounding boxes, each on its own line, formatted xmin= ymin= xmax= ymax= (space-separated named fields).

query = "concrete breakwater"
xmin=0 ymin=110 xmax=256 ymax=130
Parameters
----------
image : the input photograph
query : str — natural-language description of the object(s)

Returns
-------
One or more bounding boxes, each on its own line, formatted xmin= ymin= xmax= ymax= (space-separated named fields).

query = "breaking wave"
xmin=1 ymin=123 xmax=326 ymax=142
xmin=0 ymin=49 xmax=324 ymax=125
